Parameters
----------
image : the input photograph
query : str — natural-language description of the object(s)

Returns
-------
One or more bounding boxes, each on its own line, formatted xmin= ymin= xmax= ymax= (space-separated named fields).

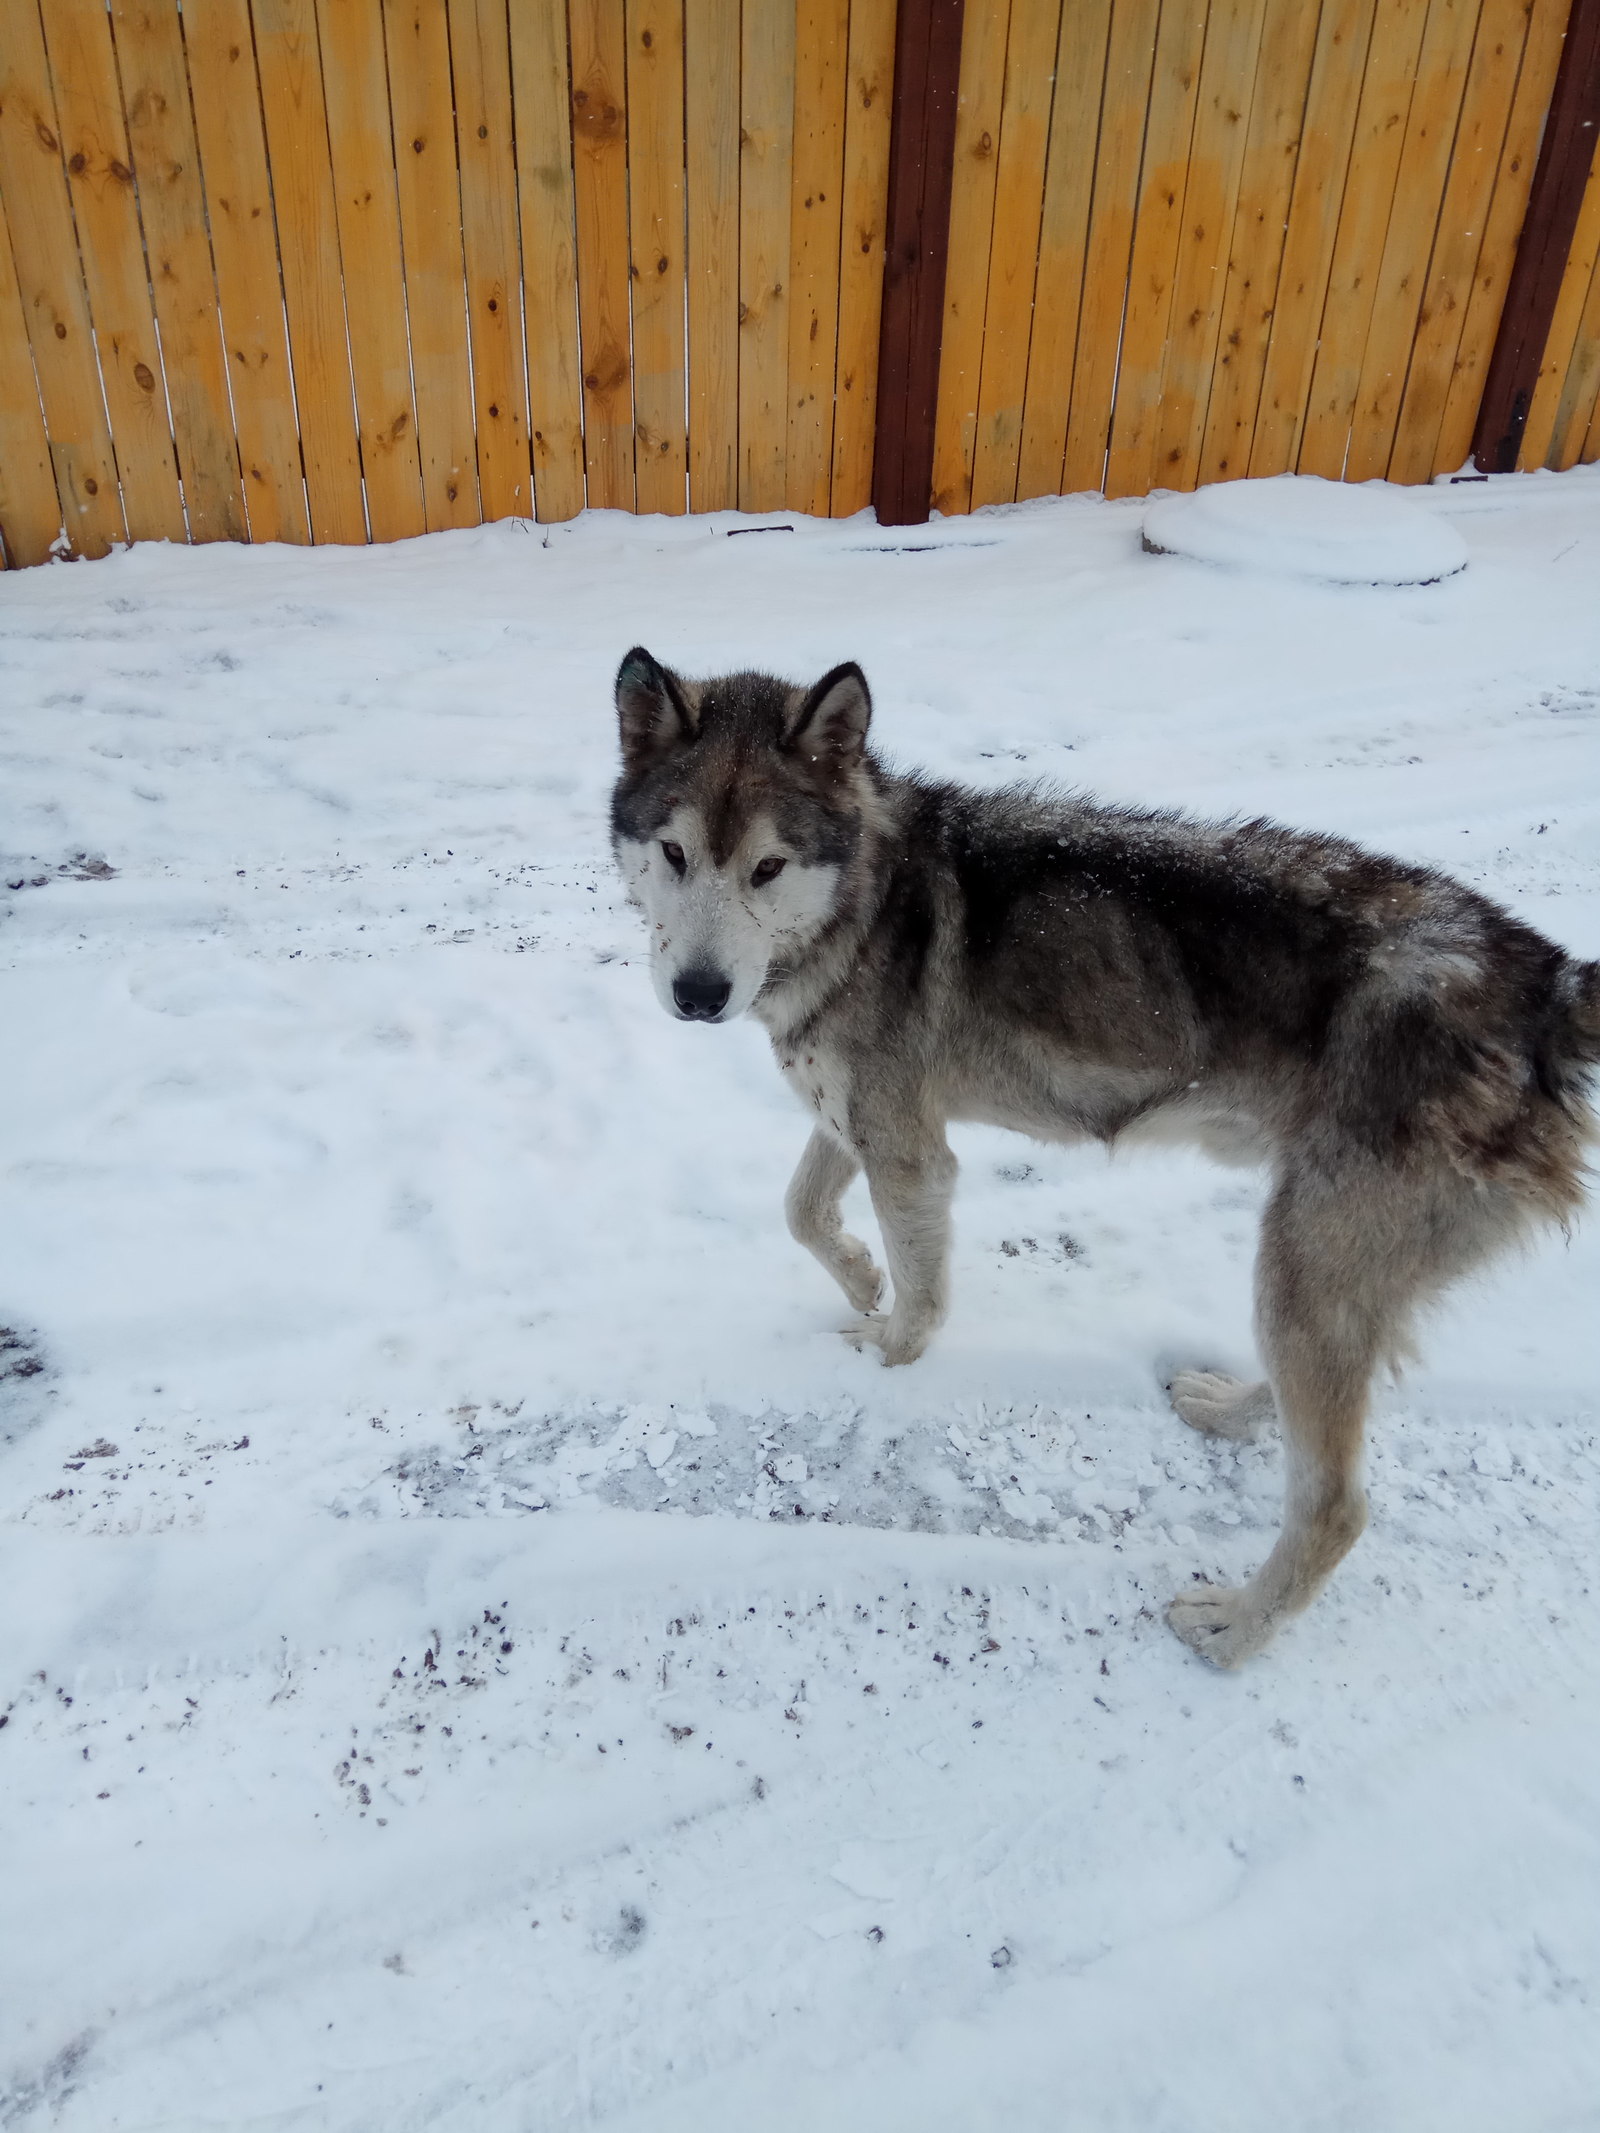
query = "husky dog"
xmin=611 ymin=648 xmax=1599 ymax=1666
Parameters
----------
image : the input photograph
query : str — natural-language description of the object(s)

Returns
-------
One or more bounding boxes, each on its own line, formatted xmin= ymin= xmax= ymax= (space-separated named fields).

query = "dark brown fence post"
xmin=871 ymin=0 xmax=966 ymax=526
xmin=1472 ymin=0 xmax=1600 ymax=472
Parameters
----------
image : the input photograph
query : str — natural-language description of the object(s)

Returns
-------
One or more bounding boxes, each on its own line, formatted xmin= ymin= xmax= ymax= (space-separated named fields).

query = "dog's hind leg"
xmin=1169 ymin=1371 xmax=1276 ymax=1441
xmin=785 ymin=1127 xmax=884 ymax=1314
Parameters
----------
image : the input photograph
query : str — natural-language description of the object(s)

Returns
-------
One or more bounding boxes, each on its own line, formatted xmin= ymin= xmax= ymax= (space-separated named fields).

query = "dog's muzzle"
xmin=672 ymin=969 xmax=733 ymax=1021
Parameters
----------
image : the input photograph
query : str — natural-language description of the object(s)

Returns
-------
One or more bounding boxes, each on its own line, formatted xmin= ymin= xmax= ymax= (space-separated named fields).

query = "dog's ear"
xmin=784 ymin=661 xmax=871 ymax=770
xmin=616 ymin=647 xmax=696 ymax=769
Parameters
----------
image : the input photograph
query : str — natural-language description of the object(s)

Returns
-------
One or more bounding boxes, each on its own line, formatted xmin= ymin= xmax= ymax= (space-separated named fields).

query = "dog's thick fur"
xmin=611 ymin=648 xmax=1600 ymax=1666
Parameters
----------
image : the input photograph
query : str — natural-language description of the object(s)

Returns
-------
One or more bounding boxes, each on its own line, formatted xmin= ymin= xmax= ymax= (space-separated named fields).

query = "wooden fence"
xmin=0 ymin=0 xmax=1596 ymax=569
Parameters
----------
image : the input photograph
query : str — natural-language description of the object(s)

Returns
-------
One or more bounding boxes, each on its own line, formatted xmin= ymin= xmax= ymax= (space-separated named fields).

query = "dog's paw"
xmin=840 ymin=1313 xmax=928 ymax=1367
xmin=1166 ymin=1584 xmax=1274 ymax=1669
xmin=1167 ymin=1369 xmax=1274 ymax=1442
xmin=833 ymin=1239 xmax=884 ymax=1316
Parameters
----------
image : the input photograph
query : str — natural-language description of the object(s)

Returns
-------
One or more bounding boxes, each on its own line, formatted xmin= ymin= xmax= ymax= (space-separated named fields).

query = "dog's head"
xmin=610 ymin=648 xmax=874 ymax=1023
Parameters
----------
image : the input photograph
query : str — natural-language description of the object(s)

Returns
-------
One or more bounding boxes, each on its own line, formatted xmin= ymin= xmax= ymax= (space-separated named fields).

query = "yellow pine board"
xmin=738 ymin=0 xmax=796 ymax=512
xmin=787 ymin=0 xmax=850 ymax=520
xmin=930 ymin=0 xmax=1011 ymax=518
xmin=0 ymin=0 xmax=124 ymax=554
xmin=1520 ymin=142 xmax=1600 ymax=468
xmin=451 ymin=0 xmax=532 ymax=522
xmin=1249 ymin=0 xmax=1379 ymax=475
xmin=627 ymin=0 xmax=689 ymax=515
xmin=829 ymin=0 xmax=897 ymax=515
xmin=316 ymin=0 xmax=425 ymax=542
xmin=1196 ymin=0 xmax=1324 ymax=483
xmin=571 ymin=0 xmax=636 ymax=512
xmin=970 ymin=0 xmax=1063 ymax=511
xmin=0 ymin=178 xmax=62 ymax=566
xmin=1549 ymin=235 xmax=1600 ymax=467
xmin=1344 ymin=0 xmax=1486 ymax=482
xmin=1016 ymin=0 xmax=1113 ymax=501
xmin=253 ymin=0 xmax=368 ymax=543
xmin=182 ymin=0 xmax=309 ymax=543
xmin=684 ymin=0 xmax=739 ymax=512
xmin=508 ymin=0 xmax=586 ymax=521
xmin=1062 ymin=0 xmax=1162 ymax=495
xmin=111 ymin=0 xmax=246 ymax=543
xmin=1104 ymin=0 xmax=1210 ymax=501
xmin=43 ymin=0 xmax=186 ymax=541
xmin=1152 ymin=0 xmax=1269 ymax=492
xmin=1433 ymin=0 xmax=1566 ymax=470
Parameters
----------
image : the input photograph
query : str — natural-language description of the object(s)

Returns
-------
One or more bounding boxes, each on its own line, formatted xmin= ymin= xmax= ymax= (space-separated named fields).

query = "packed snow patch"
xmin=1143 ymin=473 xmax=1470 ymax=585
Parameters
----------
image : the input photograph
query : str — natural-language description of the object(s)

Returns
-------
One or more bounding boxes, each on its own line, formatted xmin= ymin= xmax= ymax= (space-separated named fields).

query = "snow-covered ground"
xmin=3 ymin=473 xmax=1599 ymax=2130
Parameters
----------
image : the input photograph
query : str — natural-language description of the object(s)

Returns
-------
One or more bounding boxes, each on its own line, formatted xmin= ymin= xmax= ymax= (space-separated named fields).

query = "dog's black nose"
xmin=673 ymin=970 xmax=732 ymax=1021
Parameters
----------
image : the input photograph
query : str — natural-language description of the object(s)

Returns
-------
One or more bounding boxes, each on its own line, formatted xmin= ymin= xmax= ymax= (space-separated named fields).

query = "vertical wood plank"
xmin=1248 ymin=0 xmax=1380 ymax=475
xmin=684 ymin=0 xmax=740 ymax=511
xmin=1015 ymin=0 xmax=1113 ymax=501
xmin=183 ymin=0 xmax=310 ymax=543
xmin=384 ymin=0 xmax=479 ymax=530
xmin=1518 ymin=136 xmax=1600 ymax=463
xmin=1343 ymin=0 xmax=1486 ymax=482
xmin=1434 ymin=0 xmax=1567 ymax=470
xmin=316 ymin=0 xmax=426 ymax=541
xmin=0 ymin=178 xmax=63 ymax=565
xmin=829 ymin=0 xmax=896 ymax=513
xmin=111 ymin=0 xmax=247 ymax=543
xmin=969 ymin=0 xmax=1062 ymax=511
xmin=1294 ymin=0 xmax=1432 ymax=478
xmin=1386 ymin=0 xmax=1536 ymax=482
xmin=43 ymin=0 xmax=186 ymax=541
xmin=252 ymin=0 xmax=368 ymax=542
xmin=1103 ymin=0 xmax=1210 ymax=501
xmin=1195 ymin=0 xmax=1324 ymax=484
xmin=739 ymin=0 xmax=796 ymax=511
xmin=1546 ymin=167 xmax=1600 ymax=463
xmin=627 ymin=0 xmax=689 ymax=514
xmin=929 ymin=0 xmax=1011 ymax=517
xmin=1151 ymin=0 xmax=1269 ymax=492
xmin=787 ymin=0 xmax=850 ymax=518
xmin=0 ymin=0 xmax=125 ymax=554
xmin=1061 ymin=0 xmax=1162 ymax=495
xmin=570 ymin=0 xmax=636 ymax=511
xmin=509 ymin=0 xmax=586 ymax=520
xmin=451 ymin=0 xmax=533 ymax=521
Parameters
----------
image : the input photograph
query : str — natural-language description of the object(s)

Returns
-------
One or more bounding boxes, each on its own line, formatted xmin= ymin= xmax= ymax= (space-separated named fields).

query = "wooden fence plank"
xmin=1104 ymin=0 xmax=1209 ymax=499
xmin=1152 ymin=0 xmax=1269 ymax=492
xmin=0 ymin=178 xmax=62 ymax=566
xmin=1015 ymin=0 xmax=1113 ymax=500
xmin=1386 ymin=0 xmax=1535 ymax=482
xmin=451 ymin=0 xmax=532 ymax=521
xmin=787 ymin=0 xmax=850 ymax=519
xmin=1548 ymin=203 xmax=1600 ymax=462
xmin=830 ymin=0 xmax=897 ymax=514
xmin=383 ymin=0 xmax=479 ymax=530
xmin=969 ymin=0 xmax=1062 ymax=511
xmin=44 ymin=0 xmax=186 ymax=541
xmin=1249 ymin=0 xmax=1379 ymax=475
xmin=739 ymin=0 xmax=796 ymax=511
xmin=1434 ymin=0 xmax=1568 ymax=470
xmin=1295 ymin=0 xmax=1432 ymax=478
xmin=1519 ymin=134 xmax=1600 ymax=463
xmin=0 ymin=0 xmax=125 ymax=554
xmin=929 ymin=0 xmax=1010 ymax=517
xmin=570 ymin=0 xmax=635 ymax=511
xmin=1344 ymin=0 xmax=1487 ymax=482
xmin=1061 ymin=0 xmax=1162 ymax=494
xmin=684 ymin=0 xmax=739 ymax=512
xmin=509 ymin=0 xmax=587 ymax=520
xmin=316 ymin=0 xmax=425 ymax=542
xmin=626 ymin=0 xmax=689 ymax=515
xmin=110 ymin=0 xmax=246 ymax=543
xmin=182 ymin=0 xmax=309 ymax=544
xmin=1196 ymin=0 xmax=1323 ymax=483
xmin=253 ymin=0 xmax=368 ymax=543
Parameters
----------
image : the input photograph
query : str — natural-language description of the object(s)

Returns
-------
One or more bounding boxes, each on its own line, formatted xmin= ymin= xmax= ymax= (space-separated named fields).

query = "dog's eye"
xmin=751 ymin=855 xmax=787 ymax=886
xmin=661 ymin=841 xmax=686 ymax=874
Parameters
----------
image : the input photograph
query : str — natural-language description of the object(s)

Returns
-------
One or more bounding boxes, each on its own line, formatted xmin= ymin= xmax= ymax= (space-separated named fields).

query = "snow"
xmin=1142 ymin=472 xmax=1470 ymax=585
xmin=2 ymin=471 xmax=1599 ymax=2128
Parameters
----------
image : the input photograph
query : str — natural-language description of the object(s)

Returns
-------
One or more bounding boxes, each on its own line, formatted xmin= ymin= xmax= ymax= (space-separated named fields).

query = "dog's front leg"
xmin=784 ymin=1127 xmax=884 ymax=1313
xmin=846 ymin=1131 xmax=957 ymax=1366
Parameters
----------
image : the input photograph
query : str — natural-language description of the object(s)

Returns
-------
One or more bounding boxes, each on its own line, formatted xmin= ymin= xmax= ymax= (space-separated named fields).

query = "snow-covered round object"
xmin=1142 ymin=474 xmax=1468 ymax=586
